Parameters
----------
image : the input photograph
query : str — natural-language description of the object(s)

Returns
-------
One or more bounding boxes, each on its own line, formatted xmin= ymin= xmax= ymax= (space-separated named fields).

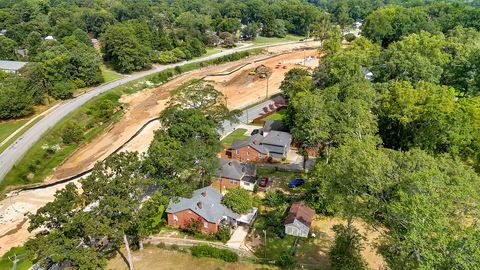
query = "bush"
xmin=276 ymin=252 xmax=296 ymax=269
xmin=61 ymin=123 xmax=84 ymax=145
xmin=182 ymin=218 xmax=202 ymax=235
xmin=344 ymin=33 xmax=356 ymax=42
xmin=156 ymin=242 xmax=166 ymax=249
xmin=264 ymin=190 xmax=286 ymax=207
xmin=216 ymin=225 xmax=231 ymax=243
xmin=158 ymin=50 xmax=178 ymax=64
xmin=223 ymin=188 xmax=252 ymax=214
xmin=191 ymin=245 xmax=239 ymax=262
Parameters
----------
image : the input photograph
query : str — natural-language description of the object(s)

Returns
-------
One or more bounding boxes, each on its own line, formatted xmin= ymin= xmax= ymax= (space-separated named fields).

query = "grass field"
xmin=0 ymin=247 xmax=33 ymax=270
xmin=107 ymin=246 xmax=276 ymax=270
xmin=101 ymin=65 xmax=124 ymax=83
xmin=264 ymin=110 xmax=287 ymax=121
xmin=0 ymin=120 xmax=28 ymax=144
xmin=249 ymin=34 xmax=303 ymax=45
xmin=221 ymin=128 xmax=248 ymax=145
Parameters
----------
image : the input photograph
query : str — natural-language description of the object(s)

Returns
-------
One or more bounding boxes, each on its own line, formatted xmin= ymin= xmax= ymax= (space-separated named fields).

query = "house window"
xmin=236 ymin=149 xmax=239 ymax=155
xmin=173 ymin=214 xmax=178 ymax=221
xmin=230 ymin=179 xmax=237 ymax=185
xmin=204 ymin=222 xmax=209 ymax=229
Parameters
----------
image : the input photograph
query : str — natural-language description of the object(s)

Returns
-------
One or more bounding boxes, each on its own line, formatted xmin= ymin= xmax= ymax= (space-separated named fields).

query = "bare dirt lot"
xmin=0 ymin=43 xmax=320 ymax=256
xmin=51 ymin=48 xmax=319 ymax=181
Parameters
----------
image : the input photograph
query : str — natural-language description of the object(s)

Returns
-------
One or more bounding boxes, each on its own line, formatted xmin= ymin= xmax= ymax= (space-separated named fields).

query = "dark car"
xmin=259 ymin=177 xmax=269 ymax=187
xmin=288 ymin=178 xmax=305 ymax=188
xmin=251 ymin=129 xmax=263 ymax=136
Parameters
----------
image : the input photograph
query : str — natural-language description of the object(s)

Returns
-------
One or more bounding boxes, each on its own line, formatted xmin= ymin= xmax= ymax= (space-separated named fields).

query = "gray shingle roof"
xmin=262 ymin=131 xmax=292 ymax=148
xmin=166 ymin=186 xmax=238 ymax=223
xmin=217 ymin=158 xmax=256 ymax=180
xmin=230 ymin=134 xmax=268 ymax=154
xmin=0 ymin=60 xmax=28 ymax=71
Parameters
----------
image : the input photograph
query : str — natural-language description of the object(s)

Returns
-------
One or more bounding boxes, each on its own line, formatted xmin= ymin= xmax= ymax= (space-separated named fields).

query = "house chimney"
xmin=201 ymin=191 xmax=206 ymax=197
xmin=197 ymin=201 xmax=203 ymax=209
xmin=228 ymin=162 xmax=232 ymax=166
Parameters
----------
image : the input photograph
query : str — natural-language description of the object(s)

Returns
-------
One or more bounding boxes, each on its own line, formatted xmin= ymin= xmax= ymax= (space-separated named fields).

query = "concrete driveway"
xmin=226 ymin=225 xmax=249 ymax=250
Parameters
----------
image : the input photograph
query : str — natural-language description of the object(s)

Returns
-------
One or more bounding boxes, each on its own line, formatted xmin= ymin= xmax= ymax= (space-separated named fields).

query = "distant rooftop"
xmin=0 ymin=60 xmax=28 ymax=71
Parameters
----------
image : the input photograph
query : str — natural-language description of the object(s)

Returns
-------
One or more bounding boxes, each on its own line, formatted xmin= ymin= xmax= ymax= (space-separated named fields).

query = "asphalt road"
xmin=0 ymin=40 xmax=304 ymax=182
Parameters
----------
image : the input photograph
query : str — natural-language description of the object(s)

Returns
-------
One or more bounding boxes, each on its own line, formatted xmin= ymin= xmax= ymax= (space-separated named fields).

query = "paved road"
xmin=0 ymin=40 xmax=304 ymax=182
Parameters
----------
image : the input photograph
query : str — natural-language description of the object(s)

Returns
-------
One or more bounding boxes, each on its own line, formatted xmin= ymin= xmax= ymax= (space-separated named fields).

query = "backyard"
xmin=107 ymin=245 xmax=276 ymax=270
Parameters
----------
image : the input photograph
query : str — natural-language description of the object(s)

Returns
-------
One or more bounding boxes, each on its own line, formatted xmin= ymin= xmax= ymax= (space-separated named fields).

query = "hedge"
xmin=191 ymin=245 xmax=239 ymax=262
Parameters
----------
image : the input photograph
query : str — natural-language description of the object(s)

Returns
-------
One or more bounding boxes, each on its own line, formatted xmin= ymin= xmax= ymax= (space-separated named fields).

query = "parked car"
xmin=259 ymin=177 xmax=269 ymax=188
xmin=251 ymin=129 xmax=263 ymax=136
xmin=288 ymin=178 xmax=305 ymax=188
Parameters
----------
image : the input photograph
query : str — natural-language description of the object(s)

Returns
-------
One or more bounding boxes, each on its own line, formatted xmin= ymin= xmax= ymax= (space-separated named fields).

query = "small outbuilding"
xmin=0 ymin=60 xmax=28 ymax=73
xmin=284 ymin=201 xmax=315 ymax=238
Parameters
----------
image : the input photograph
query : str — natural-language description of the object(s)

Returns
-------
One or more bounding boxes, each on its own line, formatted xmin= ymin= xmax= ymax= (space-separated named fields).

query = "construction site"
xmin=0 ymin=42 xmax=320 ymax=256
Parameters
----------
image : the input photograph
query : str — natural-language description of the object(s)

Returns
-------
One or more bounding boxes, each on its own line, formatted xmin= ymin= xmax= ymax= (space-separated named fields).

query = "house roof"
xmin=284 ymin=201 xmax=315 ymax=228
xmin=262 ymin=131 xmax=292 ymax=148
xmin=166 ymin=186 xmax=238 ymax=223
xmin=217 ymin=158 xmax=255 ymax=180
xmin=230 ymin=134 xmax=268 ymax=154
xmin=0 ymin=60 xmax=28 ymax=71
xmin=263 ymin=120 xmax=288 ymax=133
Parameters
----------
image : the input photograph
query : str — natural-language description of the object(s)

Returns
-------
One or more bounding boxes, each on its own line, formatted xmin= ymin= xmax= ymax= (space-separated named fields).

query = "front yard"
xmin=221 ymin=128 xmax=248 ymax=146
xmin=107 ymin=245 xmax=277 ymax=270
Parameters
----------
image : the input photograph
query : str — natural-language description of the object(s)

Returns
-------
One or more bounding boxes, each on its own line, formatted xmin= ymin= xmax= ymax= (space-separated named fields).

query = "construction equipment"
xmin=248 ymin=71 xmax=256 ymax=75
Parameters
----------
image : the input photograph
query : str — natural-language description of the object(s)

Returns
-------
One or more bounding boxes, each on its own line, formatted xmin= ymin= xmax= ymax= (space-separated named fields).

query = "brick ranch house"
xmin=166 ymin=186 xmax=257 ymax=234
xmin=228 ymin=130 xmax=292 ymax=162
xmin=212 ymin=158 xmax=257 ymax=192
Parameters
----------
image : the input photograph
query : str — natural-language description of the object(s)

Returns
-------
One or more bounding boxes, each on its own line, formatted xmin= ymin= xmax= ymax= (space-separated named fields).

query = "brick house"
xmin=212 ymin=158 xmax=257 ymax=192
xmin=228 ymin=130 xmax=292 ymax=162
xmin=166 ymin=186 xmax=257 ymax=234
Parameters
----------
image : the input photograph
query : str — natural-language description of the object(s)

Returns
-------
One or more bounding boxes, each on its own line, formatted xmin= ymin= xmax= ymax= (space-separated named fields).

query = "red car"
xmin=259 ymin=177 xmax=269 ymax=188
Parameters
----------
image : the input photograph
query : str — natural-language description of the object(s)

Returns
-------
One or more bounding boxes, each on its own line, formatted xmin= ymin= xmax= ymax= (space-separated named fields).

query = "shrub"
xmin=223 ymin=188 xmax=252 ymax=214
xmin=61 ymin=123 xmax=84 ymax=145
xmin=156 ymin=242 xmax=166 ymax=249
xmin=344 ymin=33 xmax=356 ymax=42
xmin=191 ymin=245 xmax=239 ymax=262
xmin=216 ymin=225 xmax=231 ymax=243
xmin=158 ymin=50 xmax=178 ymax=64
xmin=276 ymin=252 xmax=296 ymax=269
xmin=182 ymin=218 xmax=202 ymax=235
xmin=264 ymin=190 xmax=287 ymax=207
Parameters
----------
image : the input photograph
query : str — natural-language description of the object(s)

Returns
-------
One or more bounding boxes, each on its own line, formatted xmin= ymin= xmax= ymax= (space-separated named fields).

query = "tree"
xmin=101 ymin=23 xmax=152 ymax=73
xmin=223 ymin=188 xmax=252 ymax=214
xmin=329 ymin=224 xmax=367 ymax=270
xmin=217 ymin=18 xmax=241 ymax=34
xmin=61 ymin=122 xmax=84 ymax=144
xmin=241 ymin=23 xmax=259 ymax=40
xmin=0 ymin=36 xmax=17 ymax=60
xmin=0 ymin=76 xmax=34 ymax=119
xmin=376 ymin=32 xmax=450 ymax=84
xmin=280 ymin=68 xmax=313 ymax=99
xmin=166 ymin=80 xmax=237 ymax=123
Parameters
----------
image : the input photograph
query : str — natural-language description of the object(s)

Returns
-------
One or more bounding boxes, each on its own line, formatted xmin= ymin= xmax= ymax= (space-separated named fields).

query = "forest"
xmin=0 ymin=0 xmax=327 ymax=119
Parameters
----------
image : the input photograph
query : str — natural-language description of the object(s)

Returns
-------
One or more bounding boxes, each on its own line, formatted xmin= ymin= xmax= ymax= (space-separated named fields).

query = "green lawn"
xmin=0 ymin=246 xmax=33 ymax=270
xmin=101 ymin=65 xmax=124 ymax=83
xmin=249 ymin=34 xmax=303 ymax=45
xmin=0 ymin=119 xmax=28 ymax=143
xmin=221 ymin=128 xmax=248 ymax=146
xmin=265 ymin=110 xmax=287 ymax=121
xmin=203 ymin=47 xmax=223 ymax=57
xmin=257 ymin=168 xmax=304 ymax=191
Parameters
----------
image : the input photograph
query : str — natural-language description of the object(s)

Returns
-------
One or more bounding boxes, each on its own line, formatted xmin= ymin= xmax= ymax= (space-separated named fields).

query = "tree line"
xmin=0 ymin=0 xmax=328 ymax=120
xmin=281 ymin=6 xmax=480 ymax=268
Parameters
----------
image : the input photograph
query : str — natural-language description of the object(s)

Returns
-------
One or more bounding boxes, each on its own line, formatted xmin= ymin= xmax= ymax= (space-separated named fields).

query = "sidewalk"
xmin=226 ymin=225 xmax=249 ymax=250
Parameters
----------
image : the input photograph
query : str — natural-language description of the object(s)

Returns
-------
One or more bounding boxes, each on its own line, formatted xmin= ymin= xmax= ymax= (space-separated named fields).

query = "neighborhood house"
xmin=0 ymin=60 xmax=28 ymax=73
xmin=213 ymin=158 xmax=257 ymax=191
xmin=284 ymin=201 xmax=315 ymax=238
xmin=228 ymin=130 xmax=292 ymax=162
xmin=166 ymin=186 xmax=257 ymax=234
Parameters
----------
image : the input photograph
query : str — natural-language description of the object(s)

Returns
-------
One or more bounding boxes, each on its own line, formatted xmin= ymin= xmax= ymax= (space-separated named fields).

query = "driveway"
xmin=226 ymin=225 xmax=249 ymax=250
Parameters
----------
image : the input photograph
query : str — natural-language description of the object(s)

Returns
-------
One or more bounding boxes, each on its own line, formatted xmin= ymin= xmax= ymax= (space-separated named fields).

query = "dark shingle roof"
xmin=230 ymin=134 xmax=268 ymax=154
xmin=284 ymin=201 xmax=315 ymax=228
xmin=262 ymin=131 xmax=292 ymax=148
xmin=217 ymin=158 xmax=256 ymax=180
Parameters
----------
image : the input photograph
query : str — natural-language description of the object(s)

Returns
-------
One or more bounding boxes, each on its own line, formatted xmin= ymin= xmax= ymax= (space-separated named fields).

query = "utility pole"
xmin=263 ymin=229 xmax=267 ymax=259
xmin=265 ymin=76 xmax=269 ymax=99
xmin=246 ymin=109 xmax=249 ymax=123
